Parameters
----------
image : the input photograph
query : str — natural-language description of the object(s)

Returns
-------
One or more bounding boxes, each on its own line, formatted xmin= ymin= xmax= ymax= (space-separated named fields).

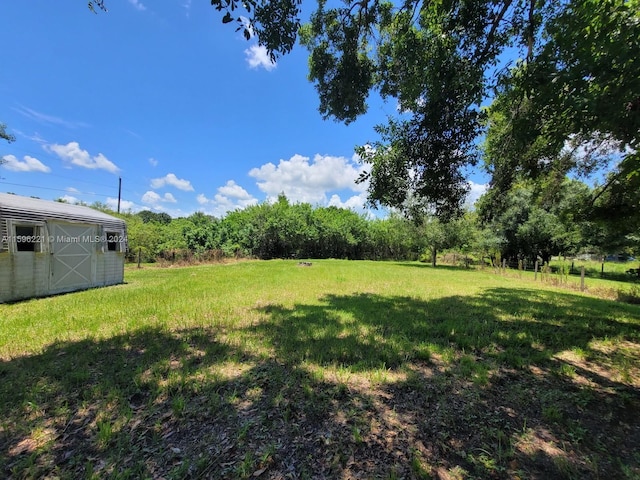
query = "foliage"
xmin=87 ymin=0 xmax=107 ymax=14
xmin=477 ymin=179 xmax=595 ymax=263
xmin=104 ymin=196 xmax=427 ymax=262
xmin=484 ymin=0 xmax=640 ymax=204
xmin=89 ymin=0 xmax=638 ymax=227
xmin=0 ymin=123 xmax=15 ymax=144
xmin=298 ymin=0 xmax=526 ymax=216
xmin=137 ymin=210 xmax=172 ymax=225
xmin=96 ymin=175 xmax=636 ymax=266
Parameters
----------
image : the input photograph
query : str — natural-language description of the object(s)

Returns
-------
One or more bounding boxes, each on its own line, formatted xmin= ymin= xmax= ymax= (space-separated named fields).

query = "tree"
xmin=477 ymin=178 xmax=593 ymax=263
xmin=421 ymin=213 xmax=478 ymax=266
xmin=91 ymin=1 xmax=638 ymax=223
xmin=484 ymin=0 xmax=640 ymax=204
xmin=137 ymin=210 xmax=172 ymax=225
xmin=299 ymin=0 xmax=533 ymax=218
xmin=0 ymin=123 xmax=15 ymax=144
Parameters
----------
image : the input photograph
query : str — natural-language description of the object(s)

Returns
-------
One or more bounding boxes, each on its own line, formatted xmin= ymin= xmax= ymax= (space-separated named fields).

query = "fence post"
xmin=581 ymin=266 xmax=585 ymax=291
xmin=137 ymin=247 xmax=142 ymax=269
xmin=534 ymin=260 xmax=538 ymax=281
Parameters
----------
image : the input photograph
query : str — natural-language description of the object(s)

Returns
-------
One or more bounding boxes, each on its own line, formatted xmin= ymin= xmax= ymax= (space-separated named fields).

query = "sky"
xmin=0 ymin=0 xmax=488 ymax=218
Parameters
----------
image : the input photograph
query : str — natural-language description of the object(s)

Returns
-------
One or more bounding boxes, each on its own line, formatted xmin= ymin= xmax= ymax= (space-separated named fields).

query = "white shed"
xmin=0 ymin=193 xmax=127 ymax=303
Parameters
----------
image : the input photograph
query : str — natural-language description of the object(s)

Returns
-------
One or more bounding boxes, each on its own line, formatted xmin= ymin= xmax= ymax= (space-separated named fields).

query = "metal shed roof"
xmin=0 ymin=193 xmax=126 ymax=229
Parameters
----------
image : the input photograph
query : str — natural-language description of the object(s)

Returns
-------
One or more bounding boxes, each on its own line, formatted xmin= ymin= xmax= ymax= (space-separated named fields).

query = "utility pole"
xmin=117 ymin=177 xmax=122 ymax=213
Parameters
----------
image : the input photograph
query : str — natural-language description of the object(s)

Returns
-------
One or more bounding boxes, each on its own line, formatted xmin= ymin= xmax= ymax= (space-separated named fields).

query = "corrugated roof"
xmin=0 ymin=193 xmax=126 ymax=227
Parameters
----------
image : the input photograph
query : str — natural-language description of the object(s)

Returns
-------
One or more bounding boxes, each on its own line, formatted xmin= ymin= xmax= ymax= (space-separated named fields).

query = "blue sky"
xmin=0 ymin=0 xmax=488 ymax=218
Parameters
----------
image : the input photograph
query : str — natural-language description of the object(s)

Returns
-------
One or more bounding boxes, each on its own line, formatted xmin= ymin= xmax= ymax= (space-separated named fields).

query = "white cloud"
xmin=1 ymin=154 xmax=51 ymax=173
xmin=141 ymin=191 xmax=162 ymax=204
xmin=217 ymin=180 xmax=255 ymax=200
xmin=58 ymin=195 xmax=80 ymax=204
xmin=66 ymin=187 xmax=80 ymax=193
xmin=148 ymin=157 xmax=158 ymax=167
xmin=106 ymin=197 xmax=137 ymax=212
xmin=183 ymin=0 xmax=192 ymax=17
xmin=142 ymin=191 xmax=178 ymax=205
xmin=248 ymin=153 xmax=367 ymax=204
xmin=48 ymin=141 xmax=120 ymax=173
xmin=466 ymin=181 xmax=488 ymax=206
xmin=197 ymin=180 xmax=258 ymax=217
xmin=150 ymin=173 xmax=194 ymax=191
xmin=14 ymin=105 xmax=89 ymax=129
xmin=245 ymin=45 xmax=276 ymax=71
xmin=128 ymin=0 xmax=146 ymax=11
xmin=328 ymin=192 xmax=368 ymax=212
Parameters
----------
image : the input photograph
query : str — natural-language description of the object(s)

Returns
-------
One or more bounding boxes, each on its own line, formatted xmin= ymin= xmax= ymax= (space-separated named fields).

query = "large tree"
xmin=92 ymin=0 xmax=639 ymax=221
xmin=484 ymin=0 xmax=640 ymax=201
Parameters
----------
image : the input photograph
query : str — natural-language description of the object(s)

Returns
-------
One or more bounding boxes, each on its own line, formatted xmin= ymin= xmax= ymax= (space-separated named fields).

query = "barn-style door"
xmin=49 ymin=222 xmax=97 ymax=293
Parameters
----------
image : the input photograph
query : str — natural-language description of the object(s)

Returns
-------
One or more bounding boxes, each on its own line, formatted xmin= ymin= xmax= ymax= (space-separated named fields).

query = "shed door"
xmin=49 ymin=222 xmax=97 ymax=292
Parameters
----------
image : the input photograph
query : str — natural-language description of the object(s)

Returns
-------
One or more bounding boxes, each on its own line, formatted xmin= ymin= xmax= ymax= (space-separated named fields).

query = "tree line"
xmin=86 ymin=180 xmax=638 ymax=266
xmin=104 ymin=195 xmax=422 ymax=263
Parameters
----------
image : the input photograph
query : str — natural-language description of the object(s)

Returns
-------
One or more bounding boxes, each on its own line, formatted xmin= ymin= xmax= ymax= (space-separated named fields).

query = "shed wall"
xmin=95 ymin=252 xmax=125 ymax=287
xmin=0 ymin=252 xmax=50 ymax=302
xmin=0 ymin=197 xmax=127 ymax=303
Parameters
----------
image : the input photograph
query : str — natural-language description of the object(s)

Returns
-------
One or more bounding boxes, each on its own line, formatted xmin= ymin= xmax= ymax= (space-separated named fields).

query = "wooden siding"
xmin=0 ymin=252 xmax=50 ymax=303
xmin=0 ymin=218 xmax=7 ymax=253
xmin=0 ymin=194 xmax=127 ymax=303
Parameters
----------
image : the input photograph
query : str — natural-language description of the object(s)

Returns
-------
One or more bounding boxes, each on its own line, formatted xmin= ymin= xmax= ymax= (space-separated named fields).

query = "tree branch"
xmin=478 ymin=0 xmax=514 ymax=64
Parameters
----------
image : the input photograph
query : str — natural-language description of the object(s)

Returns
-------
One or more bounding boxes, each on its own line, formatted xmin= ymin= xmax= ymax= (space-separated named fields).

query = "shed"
xmin=0 ymin=193 xmax=127 ymax=302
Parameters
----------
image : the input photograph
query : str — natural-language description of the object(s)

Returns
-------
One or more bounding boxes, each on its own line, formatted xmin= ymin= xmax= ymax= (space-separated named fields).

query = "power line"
xmin=0 ymin=181 xmax=114 ymax=199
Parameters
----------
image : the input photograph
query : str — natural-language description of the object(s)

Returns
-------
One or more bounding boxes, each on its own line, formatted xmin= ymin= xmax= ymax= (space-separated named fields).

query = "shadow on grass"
xmin=254 ymin=288 xmax=640 ymax=372
xmin=0 ymin=327 xmax=246 ymax=478
xmin=252 ymin=289 xmax=640 ymax=478
xmin=394 ymin=261 xmax=473 ymax=272
xmin=1 ymin=289 xmax=639 ymax=479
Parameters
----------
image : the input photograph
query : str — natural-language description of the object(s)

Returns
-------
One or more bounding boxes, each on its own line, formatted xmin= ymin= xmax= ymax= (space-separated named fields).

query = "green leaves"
xmin=0 ymin=123 xmax=15 ymax=144
xmin=87 ymin=0 xmax=107 ymax=13
xmin=484 ymin=0 xmax=640 ymax=238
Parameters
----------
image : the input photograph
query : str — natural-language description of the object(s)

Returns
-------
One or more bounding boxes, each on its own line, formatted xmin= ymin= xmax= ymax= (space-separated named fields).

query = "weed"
xmin=557 ymin=363 xmax=577 ymax=378
xmin=617 ymin=285 xmax=640 ymax=305
xmin=171 ymin=395 xmax=186 ymax=417
xmin=352 ymin=426 xmax=364 ymax=444
xmin=238 ymin=421 xmax=252 ymax=443
xmin=235 ymin=452 xmax=255 ymax=479
xmin=410 ymin=448 xmax=432 ymax=479
xmin=96 ymin=419 xmax=114 ymax=448
xmin=553 ymin=454 xmax=578 ymax=478
xmin=542 ymin=405 xmax=563 ymax=422
xmin=566 ymin=421 xmax=588 ymax=445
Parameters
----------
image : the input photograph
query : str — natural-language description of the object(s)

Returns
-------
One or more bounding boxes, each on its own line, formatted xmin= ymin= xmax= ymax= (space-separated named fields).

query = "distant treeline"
xmin=82 ymin=178 xmax=637 ymax=265
xmin=111 ymin=195 xmax=426 ymax=263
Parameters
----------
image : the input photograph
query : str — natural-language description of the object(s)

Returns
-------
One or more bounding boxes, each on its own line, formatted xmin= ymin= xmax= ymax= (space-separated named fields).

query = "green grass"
xmin=1 ymin=259 xmax=639 ymax=479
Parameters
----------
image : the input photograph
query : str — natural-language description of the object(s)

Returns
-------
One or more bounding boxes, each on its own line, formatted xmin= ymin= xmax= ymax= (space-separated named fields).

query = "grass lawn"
xmin=1 ymin=260 xmax=639 ymax=479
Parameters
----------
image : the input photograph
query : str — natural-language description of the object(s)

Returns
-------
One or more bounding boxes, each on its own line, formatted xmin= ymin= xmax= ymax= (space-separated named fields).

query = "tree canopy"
xmin=215 ymin=0 xmax=639 ymax=220
xmin=91 ymin=0 xmax=639 ymax=222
